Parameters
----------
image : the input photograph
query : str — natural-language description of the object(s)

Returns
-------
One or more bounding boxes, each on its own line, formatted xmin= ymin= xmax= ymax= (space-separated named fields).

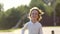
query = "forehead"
xmin=31 ymin=9 xmax=39 ymax=13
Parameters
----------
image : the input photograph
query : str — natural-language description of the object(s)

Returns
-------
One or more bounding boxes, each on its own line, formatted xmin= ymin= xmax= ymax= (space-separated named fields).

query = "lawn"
xmin=0 ymin=28 xmax=20 ymax=32
xmin=0 ymin=26 xmax=60 ymax=32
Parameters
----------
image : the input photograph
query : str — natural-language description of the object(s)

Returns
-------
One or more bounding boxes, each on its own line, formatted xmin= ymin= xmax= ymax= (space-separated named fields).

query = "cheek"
xmin=30 ymin=14 xmax=38 ymax=18
xmin=36 ymin=15 xmax=39 ymax=18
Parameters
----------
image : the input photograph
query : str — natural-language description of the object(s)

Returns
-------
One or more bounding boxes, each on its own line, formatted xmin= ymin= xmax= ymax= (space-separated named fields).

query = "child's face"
xmin=30 ymin=10 xmax=39 ymax=21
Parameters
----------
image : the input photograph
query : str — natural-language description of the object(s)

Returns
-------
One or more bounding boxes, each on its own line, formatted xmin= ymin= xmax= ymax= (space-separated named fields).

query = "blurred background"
xmin=0 ymin=0 xmax=60 ymax=30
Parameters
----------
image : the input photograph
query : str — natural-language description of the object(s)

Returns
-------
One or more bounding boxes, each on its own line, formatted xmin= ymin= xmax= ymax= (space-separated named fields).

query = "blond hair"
xmin=28 ymin=7 xmax=44 ymax=21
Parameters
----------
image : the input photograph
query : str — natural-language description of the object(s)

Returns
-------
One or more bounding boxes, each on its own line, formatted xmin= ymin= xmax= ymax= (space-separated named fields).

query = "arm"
xmin=21 ymin=23 xmax=28 ymax=34
xmin=39 ymin=24 xmax=43 ymax=34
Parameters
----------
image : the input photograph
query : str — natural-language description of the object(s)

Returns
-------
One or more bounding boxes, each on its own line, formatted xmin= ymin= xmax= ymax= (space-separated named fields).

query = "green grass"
xmin=43 ymin=26 xmax=60 ymax=27
xmin=0 ymin=26 xmax=60 ymax=32
xmin=0 ymin=29 xmax=14 ymax=32
xmin=0 ymin=28 xmax=20 ymax=32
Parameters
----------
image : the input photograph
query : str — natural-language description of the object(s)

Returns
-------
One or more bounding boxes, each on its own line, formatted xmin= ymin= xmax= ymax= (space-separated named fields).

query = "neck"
xmin=31 ymin=19 xmax=38 ymax=23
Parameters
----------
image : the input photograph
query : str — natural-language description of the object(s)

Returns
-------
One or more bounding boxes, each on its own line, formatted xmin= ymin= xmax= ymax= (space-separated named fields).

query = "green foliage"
xmin=44 ymin=5 xmax=53 ymax=16
xmin=0 ymin=3 xmax=4 ymax=11
xmin=29 ymin=0 xmax=53 ymax=16
xmin=4 ymin=7 xmax=21 ymax=29
xmin=16 ymin=5 xmax=30 ymax=28
xmin=0 ymin=11 xmax=7 ymax=29
xmin=16 ymin=5 xmax=30 ymax=17
xmin=0 ymin=5 xmax=30 ymax=29
xmin=29 ymin=0 xmax=45 ymax=9
xmin=55 ymin=3 xmax=60 ymax=17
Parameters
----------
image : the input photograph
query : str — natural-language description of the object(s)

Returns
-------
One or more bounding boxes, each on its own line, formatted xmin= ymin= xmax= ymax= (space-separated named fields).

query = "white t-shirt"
xmin=21 ymin=21 xmax=43 ymax=34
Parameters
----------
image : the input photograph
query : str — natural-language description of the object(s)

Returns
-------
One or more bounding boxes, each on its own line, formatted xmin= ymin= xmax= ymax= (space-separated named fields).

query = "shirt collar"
xmin=29 ymin=20 xmax=39 ymax=24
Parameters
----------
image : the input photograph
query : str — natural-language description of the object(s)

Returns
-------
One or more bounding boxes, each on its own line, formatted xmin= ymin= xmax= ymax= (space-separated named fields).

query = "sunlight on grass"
xmin=0 ymin=26 xmax=60 ymax=32
xmin=43 ymin=26 xmax=60 ymax=27
xmin=0 ymin=28 xmax=20 ymax=32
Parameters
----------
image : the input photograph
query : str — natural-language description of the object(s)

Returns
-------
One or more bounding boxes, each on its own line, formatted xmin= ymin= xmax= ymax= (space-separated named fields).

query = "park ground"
xmin=0 ymin=27 xmax=60 ymax=34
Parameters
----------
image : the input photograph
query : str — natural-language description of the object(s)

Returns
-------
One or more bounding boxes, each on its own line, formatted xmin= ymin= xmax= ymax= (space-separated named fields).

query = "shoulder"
xmin=38 ymin=22 xmax=42 ymax=27
xmin=24 ymin=21 xmax=30 ymax=26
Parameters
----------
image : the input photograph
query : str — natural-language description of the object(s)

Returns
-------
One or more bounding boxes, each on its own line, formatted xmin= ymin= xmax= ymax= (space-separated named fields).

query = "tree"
xmin=0 ymin=3 xmax=4 ymax=12
xmin=29 ymin=0 xmax=45 ymax=11
xmin=29 ymin=0 xmax=54 ymax=16
xmin=12 ymin=5 xmax=30 ymax=28
xmin=3 ymin=7 xmax=21 ymax=29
